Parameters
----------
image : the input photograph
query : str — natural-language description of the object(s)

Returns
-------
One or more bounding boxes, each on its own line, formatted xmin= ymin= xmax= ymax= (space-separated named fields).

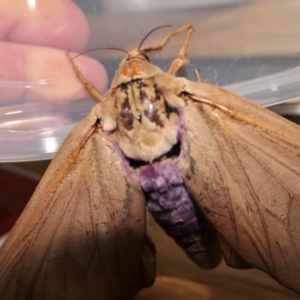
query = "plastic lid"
xmin=1 ymin=0 xmax=299 ymax=162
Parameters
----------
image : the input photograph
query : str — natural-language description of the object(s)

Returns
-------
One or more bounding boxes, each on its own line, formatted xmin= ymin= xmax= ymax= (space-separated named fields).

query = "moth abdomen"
xmin=139 ymin=160 xmax=221 ymax=269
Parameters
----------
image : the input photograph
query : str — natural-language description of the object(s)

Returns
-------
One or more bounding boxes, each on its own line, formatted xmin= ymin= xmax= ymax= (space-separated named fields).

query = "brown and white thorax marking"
xmin=101 ymin=55 xmax=185 ymax=162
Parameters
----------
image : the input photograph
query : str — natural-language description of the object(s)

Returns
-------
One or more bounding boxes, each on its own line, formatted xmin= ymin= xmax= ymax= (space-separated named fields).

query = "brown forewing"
xmin=0 ymin=105 xmax=155 ymax=299
xmin=178 ymin=80 xmax=300 ymax=294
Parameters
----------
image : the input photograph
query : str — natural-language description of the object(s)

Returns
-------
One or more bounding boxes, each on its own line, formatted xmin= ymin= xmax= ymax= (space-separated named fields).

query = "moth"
xmin=0 ymin=23 xmax=300 ymax=299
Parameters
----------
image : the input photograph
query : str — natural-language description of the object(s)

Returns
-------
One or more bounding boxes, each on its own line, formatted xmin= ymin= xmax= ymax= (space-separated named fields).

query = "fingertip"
xmin=3 ymin=0 xmax=90 ymax=51
xmin=0 ymin=43 xmax=108 ymax=103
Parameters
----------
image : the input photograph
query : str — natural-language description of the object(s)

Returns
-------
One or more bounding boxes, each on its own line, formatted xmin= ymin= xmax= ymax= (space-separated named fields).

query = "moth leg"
xmin=65 ymin=51 xmax=103 ymax=103
xmin=168 ymin=24 xmax=195 ymax=75
xmin=140 ymin=23 xmax=195 ymax=75
xmin=193 ymin=69 xmax=202 ymax=83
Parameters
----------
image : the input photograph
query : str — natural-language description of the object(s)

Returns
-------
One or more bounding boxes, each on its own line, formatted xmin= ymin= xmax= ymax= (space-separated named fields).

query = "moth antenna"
xmin=138 ymin=25 xmax=172 ymax=52
xmin=69 ymin=47 xmax=129 ymax=61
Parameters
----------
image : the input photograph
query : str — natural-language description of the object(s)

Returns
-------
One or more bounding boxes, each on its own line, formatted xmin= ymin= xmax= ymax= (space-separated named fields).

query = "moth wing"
xmin=0 ymin=104 xmax=155 ymax=300
xmin=178 ymin=80 xmax=300 ymax=294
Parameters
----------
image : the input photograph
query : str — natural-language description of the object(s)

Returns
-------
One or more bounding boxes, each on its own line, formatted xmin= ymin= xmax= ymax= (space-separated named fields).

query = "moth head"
xmin=111 ymin=53 xmax=163 ymax=88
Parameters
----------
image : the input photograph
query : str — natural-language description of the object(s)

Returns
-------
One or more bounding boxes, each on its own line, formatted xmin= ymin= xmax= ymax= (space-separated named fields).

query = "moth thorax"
xmin=115 ymin=78 xmax=180 ymax=162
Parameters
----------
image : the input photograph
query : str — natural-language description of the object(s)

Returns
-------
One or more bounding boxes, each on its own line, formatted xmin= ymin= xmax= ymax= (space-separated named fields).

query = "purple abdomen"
xmin=139 ymin=160 xmax=219 ymax=267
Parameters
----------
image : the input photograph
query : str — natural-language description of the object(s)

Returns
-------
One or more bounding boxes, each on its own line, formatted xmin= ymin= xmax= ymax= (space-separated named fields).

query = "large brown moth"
xmin=0 ymin=23 xmax=300 ymax=299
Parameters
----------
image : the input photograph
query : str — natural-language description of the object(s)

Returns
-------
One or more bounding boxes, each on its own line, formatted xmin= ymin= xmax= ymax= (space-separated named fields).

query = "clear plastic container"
xmin=1 ymin=0 xmax=300 ymax=162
